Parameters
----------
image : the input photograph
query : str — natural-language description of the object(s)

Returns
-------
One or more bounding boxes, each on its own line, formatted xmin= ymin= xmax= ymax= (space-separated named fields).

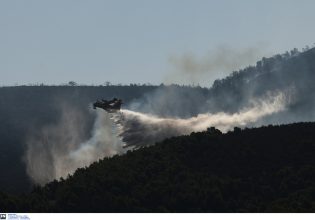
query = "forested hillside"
xmin=2 ymin=122 xmax=315 ymax=212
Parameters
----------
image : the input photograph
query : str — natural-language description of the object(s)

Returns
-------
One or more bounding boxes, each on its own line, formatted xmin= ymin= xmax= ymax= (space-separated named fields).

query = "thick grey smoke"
xmin=117 ymin=91 xmax=288 ymax=147
xmin=166 ymin=45 xmax=270 ymax=86
xmin=25 ymin=105 xmax=124 ymax=185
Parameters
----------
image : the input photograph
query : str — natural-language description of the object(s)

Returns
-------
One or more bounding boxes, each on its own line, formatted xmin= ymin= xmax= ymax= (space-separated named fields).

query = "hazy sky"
xmin=1 ymin=0 xmax=315 ymax=86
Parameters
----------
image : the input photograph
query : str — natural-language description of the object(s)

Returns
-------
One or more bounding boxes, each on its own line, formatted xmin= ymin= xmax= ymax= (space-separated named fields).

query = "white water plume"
xmin=116 ymin=91 xmax=288 ymax=147
xmin=25 ymin=106 xmax=124 ymax=185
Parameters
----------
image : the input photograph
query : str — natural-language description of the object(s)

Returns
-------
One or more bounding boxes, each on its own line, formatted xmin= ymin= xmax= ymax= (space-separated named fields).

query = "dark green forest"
xmin=2 ymin=122 xmax=315 ymax=212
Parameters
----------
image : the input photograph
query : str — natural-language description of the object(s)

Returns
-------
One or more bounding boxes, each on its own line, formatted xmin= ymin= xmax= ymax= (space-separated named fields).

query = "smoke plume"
xmin=166 ymin=45 xmax=270 ymax=86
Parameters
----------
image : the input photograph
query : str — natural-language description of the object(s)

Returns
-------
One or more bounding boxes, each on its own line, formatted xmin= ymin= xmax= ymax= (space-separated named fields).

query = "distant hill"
xmin=2 ymin=122 xmax=315 ymax=212
xmin=0 ymin=85 xmax=157 ymax=193
xmin=205 ymin=47 xmax=315 ymax=122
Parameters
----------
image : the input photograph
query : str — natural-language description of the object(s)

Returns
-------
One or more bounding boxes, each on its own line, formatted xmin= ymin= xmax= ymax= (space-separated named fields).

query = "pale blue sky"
xmin=1 ymin=0 xmax=315 ymax=86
